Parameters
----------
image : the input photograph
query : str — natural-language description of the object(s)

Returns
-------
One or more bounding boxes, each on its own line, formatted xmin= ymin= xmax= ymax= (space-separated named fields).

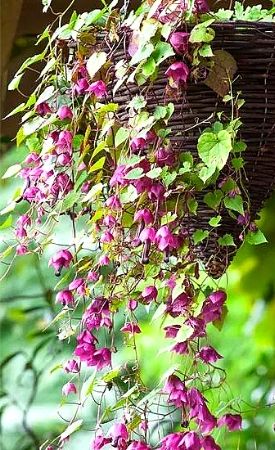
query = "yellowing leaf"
xmin=86 ymin=51 xmax=107 ymax=80
xmin=204 ymin=50 xmax=237 ymax=97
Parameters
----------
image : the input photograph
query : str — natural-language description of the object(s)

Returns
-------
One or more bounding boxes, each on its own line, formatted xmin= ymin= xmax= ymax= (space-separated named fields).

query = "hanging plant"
xmin=2 ymin=0 xmax=275 ymax=448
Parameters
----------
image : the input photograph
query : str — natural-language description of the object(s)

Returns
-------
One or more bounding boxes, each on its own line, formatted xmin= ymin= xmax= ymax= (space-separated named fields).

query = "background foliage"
xmin=0 ymin=143 xmax=274 ymax=450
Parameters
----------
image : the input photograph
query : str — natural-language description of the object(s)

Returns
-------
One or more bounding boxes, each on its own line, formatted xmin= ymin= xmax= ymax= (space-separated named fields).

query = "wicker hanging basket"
xmin=88 ymin=21 xmax=275 ymax=277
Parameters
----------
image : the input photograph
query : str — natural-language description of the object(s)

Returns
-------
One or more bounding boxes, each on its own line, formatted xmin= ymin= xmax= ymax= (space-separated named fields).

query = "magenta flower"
xmin=73 ymin=77 xmax=89 ymax=95
xmin=194 ymin=0 xmax=210 ymax=13
xmin=16 ymin=227 xmax=27 ymax=239
xmin=56 ymin=152 xmax=72 ymax=166
xmin=169 ymin=32 xmax=189 ymax=55
xmin=165 ymin=61 xmax=189 ymax=85
xmin=100 ymin=230 xmax=114 ymax=243
xmin=48 ymin=249 xmax=73 ymax=275
xmin=87 ymin=80 xmax=107 ymax=98
xmin=57 ymin=105 xmax=73 ymax=120
xmin=109 ymin=164 xmax=129 ymax=187
xmin=181 ymin=431 xmax=201 ymax=450
xmin=172 ymin=341 xmax=189 ymax=355
xmin=201 ymin=436 xmax=221 ymax=450
xmin=163 ymin=375 xmax=188 ymax=407
xmin=69 ymin=278 xmax=86 ymax=295
xmin=164 ymin=324 xmax=180 ymax=338
xmin=83 ymin=297 xmax=112 ymax=330
xmin=127 ymin=442 xmax=151 ymax=450
xmin=62 ymin=382 xmax=77 ymax=396
xmin=56 ymin=290 xmax=74 ymax=306
xmin=121 ymin=322 xmax=141 ymax=334
xmin=148 ymin=182 xmax=165 ymax=202
xmin=74 ymin=330 xmax=97 ymax=362
xmin=217 ymin=413 xmax=242 ymax=431
xmin=197 ymin=346 xmax=223 ymax=364
xmin=50 ymin=173 xmax=73 ymax=197
xmin=87 ymin=270 xmax=99 ymax=282
xmin=88 ymin=347 xmax=111 ymax=370
xmin=139 ymin=227 xmax=156 ymax=243
xmin=103 ymin=215 xmax=117 ymax=227
xmin=35 ymin=102 xmax=51 ymax=116
xmin=105 ymin=195 xmax=122 ymax=210
xmin=155 ymin=226 xmax=178 ymax=251
xmin=16 ymin=244 xmax=28 ymax=255
xmin=134 ymin=177 xmax=153 ymax=194
xmin=98 ymin=254 xmax=110 ymax=266
xmin=128 ymin=299 xmax=138 ymax=311
xmin=64 ymin=359 xmax=80 ymax=373
xmin=155 ymin=147 xmax=175 ymax=167
xmin=200 ymin=290 xmax=226 ymax=324
xmin=159 ymin=432 xmax=185 ymax=450
xmin=141 ymin=285 xmax=158 ymax=303
xmin=91 ymin=433 xmax=111 ymax=450
xmin=130 ymin=137 xmax=147 ymax=153
xmin=134 ymin=208 xmax=154 ymax=225
xmin=24 ymin=152 xmax=40 ymax=165
xmin=186 ymin=316 xmax=206 ymax=338
xmin=56 ymin=130 xmax=73 ymax=152
xmin=108 ymin=422 xmax=128 ymax=445
xmin=166 ymin=292 xmax=191 ymax=317
xmin=17 ymin=215 xmax=31 ymax=227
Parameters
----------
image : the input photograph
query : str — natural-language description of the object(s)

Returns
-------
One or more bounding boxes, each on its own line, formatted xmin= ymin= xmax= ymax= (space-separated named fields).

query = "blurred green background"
xmin=0 ymin=142 xmax=274 ymax=450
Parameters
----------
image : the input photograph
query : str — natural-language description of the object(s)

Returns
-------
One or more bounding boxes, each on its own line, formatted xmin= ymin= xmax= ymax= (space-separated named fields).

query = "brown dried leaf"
xmin=204 ymin=50 xmax=237 ymax=97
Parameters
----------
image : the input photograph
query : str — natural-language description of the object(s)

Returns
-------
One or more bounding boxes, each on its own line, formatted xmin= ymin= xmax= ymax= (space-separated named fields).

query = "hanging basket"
xmin=77 ymin=20 xmax=275 ymax=277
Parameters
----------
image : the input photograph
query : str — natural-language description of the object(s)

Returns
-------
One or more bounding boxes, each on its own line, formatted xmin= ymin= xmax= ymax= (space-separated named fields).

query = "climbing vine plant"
xmin=1 ymin=0 xmax=274 ymax=449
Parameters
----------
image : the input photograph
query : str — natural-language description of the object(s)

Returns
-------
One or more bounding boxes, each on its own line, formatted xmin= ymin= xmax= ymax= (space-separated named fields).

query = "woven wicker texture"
xmin=94 ymin=21 xmax=275 ymax=277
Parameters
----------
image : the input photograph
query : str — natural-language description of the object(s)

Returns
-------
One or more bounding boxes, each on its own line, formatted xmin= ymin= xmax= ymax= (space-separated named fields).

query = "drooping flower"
xmin=166 ymin=292 xmax=191 ymax=317
xmin=56 ymin=290 xmax=74 ymax=306
xmin=121 ymin=322 xmax=141 ymax=334
xmin=103 ymin=215 xmax=117 ymax=227
xmin=69 ymin=278 xmax=86 ymax=295
xmin=16 ymin=244 xmax=28 ymax=255
xmin=172 ymin=341 xmax=189 ymax=355
xmin=141 ymin=285 xmax=158 ymax=303
xmin=98 ymin=254 xmax=110 ymax=266
xmin=159 ymin=432 xmax=185 ymax=450
xmin=100 ymin=230 xmax=114 ymax=243
xmin=17 ymin=215 xmax=31 ymax=227
xmin=200 ymin=290 xmax=227 ymax=323
xmin=181 ymin=431 xmax=201 ymax=450
xmin=164 ymin=324 xmax=180 ymax=338
xmin=148 ymin=182 xmax=165 ymax=202
xmin=155 ymin=147 xmax=176 ymax=167
xmin=87 ymin=80 xmax=107 ymax=98
xmin=163 ymin=375 xmax=188 ymax=407
xmin=62 ymin=382 xmax=77 ymax=396
xmin=64 ymin=359 xmax=80 ymax=373
xmin=87 ymin=270 xmax=100 ymax=282
xmin=169 ymin=32 xmax=189 ymax=55
xmin=74 ymin=329 xmax=97 ymax=362
xmin=57 ymin=105 xmax=73 ymax=120
xmin=108 ymin=422 xmax=128 ymax=446
xmin=73 ymin=77 xmax=90 ymax=95
xmin=194 ymin=0 xmax=210 ymax=14
xmin=48 ymin=249 xmax=73 ymax=276
xmin=83 ymin=297 xmax=112 ymax=330
xmin=35 ymin=102 xmax=51 ymax=116
xmin=109 ymin=165 xmax=129 ymax=187
xmin=105 ymin=195 xmax=122 ymax=210
xmin=165 ymin=61 xmax=189 ymax=85
xmin=217 ymin=413 xmax=242 ymax=431
xmin=197 ymin=346 xmax=223 ymax=364
xmin=88 ymin=347 xmax=111 ymax=370
xmin=134 ymin=209 xmax=154 ymax=225
xmin=201 ymin=436 xmax=221 ymax=450
xmin=155 ymin=226 xmax=179 ymax=251
xmin=139 ymin=227 xmax=156 ymax=243
xmin=91 ymin=432 xmax=111 ymax=450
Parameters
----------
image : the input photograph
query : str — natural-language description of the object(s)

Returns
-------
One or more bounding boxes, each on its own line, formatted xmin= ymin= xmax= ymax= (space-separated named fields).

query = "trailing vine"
xmin=1 ymin=0 xmax=274 ymax=449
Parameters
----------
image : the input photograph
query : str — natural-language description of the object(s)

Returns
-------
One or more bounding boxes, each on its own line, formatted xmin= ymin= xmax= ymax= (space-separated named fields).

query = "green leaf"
xmin=128 ymin=96 xmax=147 ymax=111
xmin=103 ymin=368 xmax=120 ymax=383
xmin=8 ymin=73 xmax=24 ymax=91
xmin=161 ymin=212 xmax=177 ymax=226
xmin=199 ymin=44 xmax=213 ymax=57
xmin=189 ymin=20 xmax=215 ymax=43
xmin=209 ymin=215 xmax=222 ymax=227
xmin=4 ymin=103 xmax=26 ymax=119
xmin=187 ymin=198 xmax=198 ymax=215
xmin=198 ymin=129 xmax=232 ymax=170
xmin=141 ymin=57 xmax=156 ymax=77
xmin=233 ymin=141 xmax=247 ymax=152
xmin=231 ymin=157 xmax=244 ymax=170
xmin=246 ymin=229 xmax=267 ymax=245
xmin=120 ymin=185 xmax=138 ymax=203
xmin=130 ymin=43 xmax=154 ymax=66
xmin=86 ymin=51 xmax=107 ymax=80
xmin=60 ymin=192 xmax=81 ymax=212
xmin=146 ymin=167 xmax=162 ymax=179
xmin=89 ymin=156 xmax=106 ymax=173
xmin=198 ymin=165 xmax=216 ymax=183
xmin=224 ymin=195 xmax=244 ymax=215
xmin=124 ymin=168 xmax=144 ymax=180
xmin=193 ymin=229 xmax=209 ymax=245
xmin=115 ymin=127 xmax=130 ymax=147
xmin=218 ymin=234 xmax=236 ymax=246
xmin=60 ymin=420 xmax=83 ymax=441
xmin=2 ymin=164 xmax=21 ymax=179
xmin=0 ymin=215 xmax=13 ymax=230
xmin=151 ymin=41 xmax=174 ymax=66
xmin=204 ymin=190 xmax=223 ymax=210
